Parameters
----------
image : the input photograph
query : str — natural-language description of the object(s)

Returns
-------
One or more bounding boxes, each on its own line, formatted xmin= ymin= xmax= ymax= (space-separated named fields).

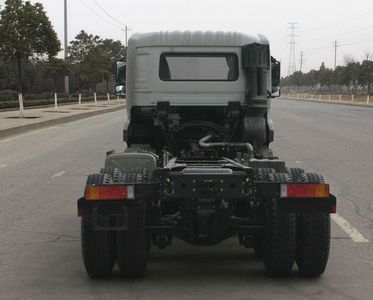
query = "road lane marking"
xmin=0 ymin=126 xmax=58 ymax=143
xmin=51 ymin=171 xmax=66 ymax=179
xmin=0 ymin=110 xmax=126 ymax=144
xmin=341 ymin=113 xmax=356 ymax=117
xmin=0 ymin=164 xmax=6 ymax=168
xmin=332 ymin=213 xmax=369 ymax=243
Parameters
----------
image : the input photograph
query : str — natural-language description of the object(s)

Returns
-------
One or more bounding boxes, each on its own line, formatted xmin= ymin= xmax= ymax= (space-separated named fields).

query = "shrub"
xmin=0 ymin=90 xmax=19 ymax=101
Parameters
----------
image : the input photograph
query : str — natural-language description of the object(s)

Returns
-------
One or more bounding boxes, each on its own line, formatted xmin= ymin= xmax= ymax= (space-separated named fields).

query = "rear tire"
xmin=263 ymin=173 xmax=296 ymax=276
xmin=81 ymin=173 xmax=115 ymax=278
xmin=296 ymin=213 xmax=330 ymax=277
xmin=263 ymin=199 xmax=296 ymax=276
xmin=116 ymin=205 xmax=148 ymax=277
xmin=81 ymin=215 xmax=115 ymax=278
xmin=296 ymin=173 xmax=330 ymax=277
xmin=253 ymin=235 xmax=264 ymax=258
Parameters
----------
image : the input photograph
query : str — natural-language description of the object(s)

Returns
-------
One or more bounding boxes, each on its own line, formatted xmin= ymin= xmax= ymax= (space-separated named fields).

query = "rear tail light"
xmin=280 ymin=183 xmax=330 ymax=198
xmin=84 ymin=185 xmax=135 ymax=200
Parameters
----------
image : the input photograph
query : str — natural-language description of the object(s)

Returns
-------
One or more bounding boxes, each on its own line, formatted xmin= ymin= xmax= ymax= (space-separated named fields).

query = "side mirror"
xmin=271 ymin=57 xmax=281 ymax=97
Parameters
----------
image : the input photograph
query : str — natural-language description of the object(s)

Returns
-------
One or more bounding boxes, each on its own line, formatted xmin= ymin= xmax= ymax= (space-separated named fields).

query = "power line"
xmin=339 ymin=39 xmax=373 ymax=47
xmin=303 ymin=36 xmax=373 ymax=53
xmin=78 ymin=0 xmax=122 ymax=30
xmin=89 ymin=0 xmax=125 ymax=27
xmin=301 ymin=9 xmax=373 ymax=33
xmin=304 ymin=47 xmax=332 ymax=57
xmin=308 ymin=24 xmax=373 ymax=42
xmin=304 ymin=44 xmax=333 ymax=52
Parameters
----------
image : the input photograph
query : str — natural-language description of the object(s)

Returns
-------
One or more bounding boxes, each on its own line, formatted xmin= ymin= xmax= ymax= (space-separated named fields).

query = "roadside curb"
xmin=282 ymin=96 xmax=373 ymax=109
xmin=0 ymin=104 xmax=125 ymax=139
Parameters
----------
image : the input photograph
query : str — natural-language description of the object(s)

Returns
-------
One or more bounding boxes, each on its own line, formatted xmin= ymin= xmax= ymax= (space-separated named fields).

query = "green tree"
xmin=346 ymin=62 xmax=361 ymax=93
xmin=98 ymin=39 xmax=126 ymax=90
xmin=318 ymin=63 xmax=333 ymax=91
xmin=306 ymin=69 xmax=319 ymax=92
xmin=68 ymin=30 xmax=101 ymax=64
xmin=42 ymin=58 xmax=70 ymax=92
xmin=79 ymin=48 xmax=111 ymax=90
xmin=291 ymin=71 xmax=303 ymax=92
xmin=99 ymin=39 xmax=126 ymax=68
xmin=68 ymin=32 xmax=125 ymax=92
xmin=0 ymin=0 xmax=61 ymax=93
xmin=333 ymin=66 xmax=346 ymax=93
xmin=68 ymin=30 xmax=101 ymax=91
xmin=360 ymin=60 xmax=373 ymax=95
xmin=0 ymin=60 xmax=18 ymax=90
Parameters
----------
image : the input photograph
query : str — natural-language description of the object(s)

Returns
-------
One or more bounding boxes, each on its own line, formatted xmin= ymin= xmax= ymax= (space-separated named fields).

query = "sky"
xmin=2 ymin=0 xmax=373 ymax=76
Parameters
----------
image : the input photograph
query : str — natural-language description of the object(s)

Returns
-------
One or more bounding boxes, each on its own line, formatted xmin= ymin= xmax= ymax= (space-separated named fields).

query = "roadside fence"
xmin=283 ymin=93 xmax=371 ymax=105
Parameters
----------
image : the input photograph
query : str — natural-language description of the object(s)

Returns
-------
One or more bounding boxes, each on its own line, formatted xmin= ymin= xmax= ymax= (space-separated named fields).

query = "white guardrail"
xmin=284 ymin=93 xmax=371 ymax=105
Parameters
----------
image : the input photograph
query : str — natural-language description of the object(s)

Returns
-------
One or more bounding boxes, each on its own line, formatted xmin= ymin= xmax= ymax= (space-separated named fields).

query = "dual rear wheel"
xmin=81 ymin=206 xmax=148 ymax=279
xmin=262 ymin=171 xmax=331 ymax=277
xmin=81 ymin=171 xmax=149 ymax=279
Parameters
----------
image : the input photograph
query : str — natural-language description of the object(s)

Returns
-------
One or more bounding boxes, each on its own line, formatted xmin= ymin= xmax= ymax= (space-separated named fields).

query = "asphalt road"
xmin=0 ymin=99 xmax=372 ymax=299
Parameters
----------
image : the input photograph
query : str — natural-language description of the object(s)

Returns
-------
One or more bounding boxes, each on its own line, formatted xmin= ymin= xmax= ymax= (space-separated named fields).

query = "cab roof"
xmin=128 ymin=31 xmax=269 ymax=48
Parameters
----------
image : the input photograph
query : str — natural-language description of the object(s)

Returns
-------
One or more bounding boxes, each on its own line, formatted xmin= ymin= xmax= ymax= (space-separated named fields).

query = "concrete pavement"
xmin=0 ymin=99 xmax=126 ymax=139
xmin=0 ymin=100 xmax=372 ymax=299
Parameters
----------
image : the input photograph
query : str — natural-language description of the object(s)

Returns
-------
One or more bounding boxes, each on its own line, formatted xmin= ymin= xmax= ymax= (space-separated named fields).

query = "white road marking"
xmin=341 ymin=113 xmax=356 ymax=118
xmin=0 ymin=164 xmax=6 ymax=168
xmin=332 ymin=213 xmax=370 ymax=243
xmin=51 ymin=171 xmax=66 ymax=179
xmin=0 ymin=126 xmax=58 ymax=143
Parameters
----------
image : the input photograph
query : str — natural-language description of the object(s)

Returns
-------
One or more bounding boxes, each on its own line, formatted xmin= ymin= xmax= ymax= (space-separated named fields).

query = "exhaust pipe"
xmin=198 ymin=134 xmax=254 ymax=155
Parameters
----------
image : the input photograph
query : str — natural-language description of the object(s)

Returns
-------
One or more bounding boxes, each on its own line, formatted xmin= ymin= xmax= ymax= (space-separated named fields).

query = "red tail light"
xmin=280 ymin=184 xmax=330 ymax=198
xmin=84 ymin=185 xmax=135 ymax=200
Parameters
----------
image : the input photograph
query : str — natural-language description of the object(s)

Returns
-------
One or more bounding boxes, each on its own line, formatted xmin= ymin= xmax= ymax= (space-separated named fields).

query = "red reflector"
xmin=331 ymin=205 xmax=337 ymax=214
xmin=77 ymin=208 xmax=84 ymax=217
xmin=281 ymin=184 xmax=330 ymax=198
xmin=84 ymin=185 xmax=134 ymax=200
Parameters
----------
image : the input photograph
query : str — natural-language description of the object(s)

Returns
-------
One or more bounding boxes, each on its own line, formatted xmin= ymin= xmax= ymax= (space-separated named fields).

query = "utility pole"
xmin=123 ymin=25 xmax=132 ymax=62
xmin=125 ymin=25 xmax=128 ymax=48
xmin=124 ymin=25 xmax=131 ymax=48
xmin=64 ymin=0 xmax=69 ymax=94
xmin=334 ymin=40 xmax=338 ymax=69
xmin=287 ymin=22 xmax=298 ymax=76
xmin=300 ymin=51 xmax=305 ymax=72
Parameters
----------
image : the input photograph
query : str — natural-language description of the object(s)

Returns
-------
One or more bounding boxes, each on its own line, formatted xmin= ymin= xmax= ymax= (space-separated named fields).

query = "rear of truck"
xmin=77 ymin=31 xmax=336 ymax=279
